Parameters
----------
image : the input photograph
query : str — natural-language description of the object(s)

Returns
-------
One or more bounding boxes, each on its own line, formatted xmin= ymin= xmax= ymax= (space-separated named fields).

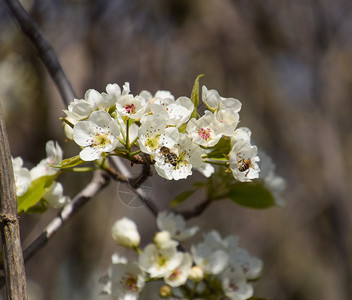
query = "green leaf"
xmin=190 ymin=74 xmax=204 ymax=119
xmin=248 ymin=297 xmax=269 ymax=300
xmin=57 ymin=155 xmax=85 ymax=169
xmin=25 ymin=199 xmax=48 ymax=214
xmin=17 ymin=174 xmax=57 ymax=213
xmin=170 ymin=189 xmax=196 ymax=207
xmin=206 ymin=137 xmax=232 ymax=159
xmin=228 ymin=182 xmax=275 ymax=209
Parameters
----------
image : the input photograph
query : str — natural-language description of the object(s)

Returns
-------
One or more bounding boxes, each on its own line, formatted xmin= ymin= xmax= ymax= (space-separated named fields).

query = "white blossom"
xmin=30 ymin=140 xmax=63 ymax=180
xmin=191 ymin=231 xmax=229 ymax=275
xmin=227 ymin=247 xmax=263 ymax=280
xmin=101 ymin=82 xmax=131 ymax=108
xmin=187 ymin=111 xmax=223 ymax=147
xmin=116 ymin=95 xmax=146 ymax=120
xmin=63 ymin=89 xmax=102 ymax=121
xmin=157 ymin=212 xmax=199 ymax=241
xmin=103 ymin=260 xmax=145 ymax=300
xmin=138 ymin=116 xmax=179 ymax=155
xmin=139 ymin=243 xmax=184 ymax=278
xmin=150 ymin=96 xmax=194 ymax=128
xmin=229 ymin=140 xmax=260 ymax=182
xmin=164 ymin=252 xmax=192 ymax=287
xmin=154 ymin=133 xmax=203 ymax=180
xmin=221 ymin=269 xmax=254 ymax=300
xmin=259 ymin=151 xmax=286 ymax=206
xmin=43 ymin=181 xmax=70 ymax=208
xmin=73 ymin=111 xmax=121 ymax=161
xmin=12 ymin=157 xmax=31 ymax=196
xmin=111 ymin=218 xmax=141 ymax=248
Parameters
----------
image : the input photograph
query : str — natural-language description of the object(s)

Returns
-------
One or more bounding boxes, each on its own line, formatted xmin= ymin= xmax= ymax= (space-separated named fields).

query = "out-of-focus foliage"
xmin=1 ymin=0 xmax=352 ymax=299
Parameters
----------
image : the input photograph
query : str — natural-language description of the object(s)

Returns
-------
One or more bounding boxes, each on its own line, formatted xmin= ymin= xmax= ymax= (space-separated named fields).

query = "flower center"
xmin=145 ymin=134 xmax=160 ymax=152
xmin=89 ymin=129 xmax=112 ymax=149
xmin=122 ymin=273 xmax=138 ymax=292
xmin=125 ymin=104 xmax=136 ymax=114
xmin=198 ymin=128 xmax=212 ymax=141
xmin=169 ymin=268 xmax=182 ymax=280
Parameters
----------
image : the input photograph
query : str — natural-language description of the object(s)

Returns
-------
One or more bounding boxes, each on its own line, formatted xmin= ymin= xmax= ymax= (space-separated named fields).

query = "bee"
xmin=237 ymin=157 xmax=252 ymax=176
xmin=160 ymin=146 xmax=178 ymax=167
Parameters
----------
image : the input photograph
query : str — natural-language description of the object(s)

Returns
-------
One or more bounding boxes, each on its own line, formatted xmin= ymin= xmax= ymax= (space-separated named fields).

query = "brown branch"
xmin=4 ymin=0 xmax=76 ymax=105
xmin=179 ymin=198 xmax=212 ymax=221
xmin=23 ymin=170 xmax=110 ymax=262
xmin=109 ymin=156 xmax=159 ymax=217
xmin=0 ymin=104 xmax=27 ymax=299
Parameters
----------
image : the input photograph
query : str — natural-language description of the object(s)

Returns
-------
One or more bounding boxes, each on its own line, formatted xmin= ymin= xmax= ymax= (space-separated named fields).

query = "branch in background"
xmin=4 ymin=0 xmax=76 ymax=105
xmin=109 ymin=156 xmax=159 ymax=217
xmin=23 ymin=170 xmax=110 ymax=262
xmin=179 ymin=198 xmax=212 ymax=221
xmin=0 ymin=105 xmax=27 ymax=299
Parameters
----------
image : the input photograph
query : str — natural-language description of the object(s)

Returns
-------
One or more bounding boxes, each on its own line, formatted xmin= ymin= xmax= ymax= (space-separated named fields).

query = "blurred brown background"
xmin=1 ymin=0 xmax=352 ymax=299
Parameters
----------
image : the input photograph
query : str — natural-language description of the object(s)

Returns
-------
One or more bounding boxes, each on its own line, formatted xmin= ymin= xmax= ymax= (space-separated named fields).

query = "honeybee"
xmin=160 ymin=146 xmax=178 ymax=167
xmin=237 ymin=157 xmax=252 ymax=176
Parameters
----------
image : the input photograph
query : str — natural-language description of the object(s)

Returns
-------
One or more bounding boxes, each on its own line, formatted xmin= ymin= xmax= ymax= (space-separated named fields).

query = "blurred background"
xmin=1 ymin=0 xmax=352 ymax=299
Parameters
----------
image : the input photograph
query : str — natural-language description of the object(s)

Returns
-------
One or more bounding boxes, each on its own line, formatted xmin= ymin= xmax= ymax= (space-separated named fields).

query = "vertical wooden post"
xmin=0 ymin=105 xmax=27 ymax=299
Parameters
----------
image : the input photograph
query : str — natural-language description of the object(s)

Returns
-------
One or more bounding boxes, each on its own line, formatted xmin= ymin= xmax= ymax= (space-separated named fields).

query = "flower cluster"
xmin=102 ymin=214 xmax=262 ymax=299
xmin=12 ymin=141 xmax=70 ymax=210
xmin=63 ymin=81 xmax=261 ymax=182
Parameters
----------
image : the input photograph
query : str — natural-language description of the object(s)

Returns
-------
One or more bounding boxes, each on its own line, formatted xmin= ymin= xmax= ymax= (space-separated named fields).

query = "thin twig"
xmin=4 ymin=0 xmax=76 ymax=105
xmin=0 ymin=104 xmax=27 ymax=299
xmin=179 ymin=198 xmax=212 ymax=220
xmin=23 ymin=170 xmax=110 ymax=262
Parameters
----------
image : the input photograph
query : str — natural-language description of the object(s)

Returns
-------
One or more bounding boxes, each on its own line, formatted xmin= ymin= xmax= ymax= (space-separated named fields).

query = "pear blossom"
xmin=164 ymin=252 xmax=192 ymax=287
xmin=73 ymin=111 xmax=121 ymax=161
xmin=138 ymin=243 xmax=184 ymax=278
xmin=202 ymin=85 xmax=242 ymax=112
xmin=12 ymin=157 xmax=31 ymax=196
xmin=116 ymin=95 xmax=146 ymax=120
xmin=157 ymin=212 xmax=199 ymax=241
xmin=229 ymin=140 xmax=260 ymax=182
xmin=187 ymin=111 xmax=223 ymax=147
xmin=221 ymin=269 xmax=254 ymax=300
xmin=154 ymin=133 xmax=203 ymax=180
xmin=227 ymin=247 xmax=263 ymax=280
xmin=191 ymin=231 xmax=229 ymax=275
xmin=231 ymin=127 xmax=252 ymax=145
xmin=111 ymin=217 xmax=141 ymax=248
xmin=63 ymin=89 xmax=102 ymax=121
xmin=101 ymin=82 xmax=131 ymax=108
xmin=149 ymin=96 xmax=194 ymax=127
xmin=30 ymin=140 xmax=63 ymax=180
xmin=103 ymin=260 xmax=145 ymax=300
xmin=138 ymin=116 xmax=179 ymax=155
xmin=153 ymin=231 xmax=178 ymax=249
xmin=259 ymin=151 xmax=286 ymax=206
xmin=43 ymin=181 xmax=70 ymax=208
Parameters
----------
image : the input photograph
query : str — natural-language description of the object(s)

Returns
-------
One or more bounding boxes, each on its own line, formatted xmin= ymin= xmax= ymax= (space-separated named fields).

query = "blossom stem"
xmin=130 ymin=149 xmax=142 ymax=157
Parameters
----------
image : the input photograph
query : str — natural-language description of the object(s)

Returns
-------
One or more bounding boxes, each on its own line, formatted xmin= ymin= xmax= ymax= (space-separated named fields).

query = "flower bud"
xmin=159 ymin=285 xmax=172 ymax=298
xmin=154 ymin=231 xmax=171 ymax=245
xmin=111 ymin=217 xmax=140 ymax=248
xmin=189 ymin=265 xmax=204 ymax=282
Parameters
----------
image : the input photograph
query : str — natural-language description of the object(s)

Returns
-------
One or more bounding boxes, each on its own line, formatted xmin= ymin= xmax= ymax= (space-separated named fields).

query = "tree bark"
xmin=0 ymin=104 xmax=27 ymax=299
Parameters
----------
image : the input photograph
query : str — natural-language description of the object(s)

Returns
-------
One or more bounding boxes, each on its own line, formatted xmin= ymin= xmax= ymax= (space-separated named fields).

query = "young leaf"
xmin=17 ymin=174 xmax=57 ymax=213
xmin=170 ymin=189 xmax=196 ymax=207
xmin=190 ymin=74 xmax=204 ymax=119
xmin=206 ymin=137 xmax=232 ymax=159
xmin=58 ymin=155 xmax=85 ymax=169
xmin=227 ymin=182 xmax=275 ymax=209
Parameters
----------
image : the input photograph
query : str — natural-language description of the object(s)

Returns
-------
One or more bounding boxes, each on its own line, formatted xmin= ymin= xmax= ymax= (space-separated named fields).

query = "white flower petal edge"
xmin=73 ymin=111 xmax=121 ymax=161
